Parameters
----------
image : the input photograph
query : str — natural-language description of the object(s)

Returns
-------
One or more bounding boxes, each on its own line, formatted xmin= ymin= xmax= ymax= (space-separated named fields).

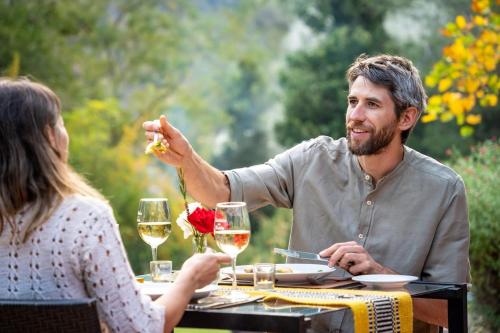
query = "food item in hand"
xmin=145 ymin=140 xmax=168 ymax=154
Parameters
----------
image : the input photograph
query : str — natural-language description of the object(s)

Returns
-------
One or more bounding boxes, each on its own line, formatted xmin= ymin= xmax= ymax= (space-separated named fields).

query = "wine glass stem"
xmin=151 ymin=246 xmax=158 ymax=261
xmin=231 ymin=255 xmax=237 ymax=288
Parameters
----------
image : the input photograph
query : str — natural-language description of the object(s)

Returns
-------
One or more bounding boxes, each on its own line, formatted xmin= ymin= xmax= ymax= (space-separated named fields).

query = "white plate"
xmin=138 ymin=282 xmax=218 ymax=300
xmin=222 ymin=264 xmax=335 ymax=283
xmin=352 ymin=274 xmax=418 ymax=289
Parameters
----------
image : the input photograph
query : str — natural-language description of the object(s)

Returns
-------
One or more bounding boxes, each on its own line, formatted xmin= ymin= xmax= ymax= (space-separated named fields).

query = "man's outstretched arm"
xmin=143 ymin=115 xmax=230 ymax=207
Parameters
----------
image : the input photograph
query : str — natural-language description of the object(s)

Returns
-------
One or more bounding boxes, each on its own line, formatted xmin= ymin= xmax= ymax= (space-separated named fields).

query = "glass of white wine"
xmin=214 ymin=202 xmax=251 ymax=293
xmin=137 ymin=198 xmax=172 ymax=261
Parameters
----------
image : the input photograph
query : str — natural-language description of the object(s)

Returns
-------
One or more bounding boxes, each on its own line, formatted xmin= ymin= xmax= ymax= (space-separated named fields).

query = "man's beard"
xmin=346 ymin=120 xmax=398 ymax=156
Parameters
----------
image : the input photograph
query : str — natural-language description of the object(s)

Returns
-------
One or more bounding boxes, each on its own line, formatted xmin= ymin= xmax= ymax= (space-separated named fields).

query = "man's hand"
xmin=143 ymin=115 xmax=230 ymax=207
xmin=319 ymin=241 xmax=396 ymax=275
xmin=143 ymin=115 xmax=192 ymax=167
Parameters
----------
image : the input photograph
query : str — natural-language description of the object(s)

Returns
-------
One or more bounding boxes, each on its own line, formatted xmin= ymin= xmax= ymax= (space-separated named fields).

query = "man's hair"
xmin=346 ymin=54 xmax=427 ymax=144
xmin=0 ymin=77 xmax=104 ymax=242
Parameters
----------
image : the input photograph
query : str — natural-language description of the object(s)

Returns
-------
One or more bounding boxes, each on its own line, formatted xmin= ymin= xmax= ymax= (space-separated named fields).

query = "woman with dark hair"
xmin=0 ymin=77 xmax=230 ymax=332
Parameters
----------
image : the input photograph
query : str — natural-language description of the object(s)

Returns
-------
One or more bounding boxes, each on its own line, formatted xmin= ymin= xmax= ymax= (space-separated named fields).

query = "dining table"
xmin=175 ymin=281 xmax=468 ymax=333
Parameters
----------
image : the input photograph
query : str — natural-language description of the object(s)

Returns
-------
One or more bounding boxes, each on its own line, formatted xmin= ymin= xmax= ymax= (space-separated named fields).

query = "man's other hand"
xmin=319 ymin=241 xmax=396 ymax=275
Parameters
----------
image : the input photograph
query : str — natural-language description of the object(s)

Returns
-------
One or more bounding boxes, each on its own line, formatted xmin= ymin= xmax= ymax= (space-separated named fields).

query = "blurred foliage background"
xmin=1 ymin=0 xmax=498 ymax=330
xmin=449 ymin=140 xmax=499 ymax=331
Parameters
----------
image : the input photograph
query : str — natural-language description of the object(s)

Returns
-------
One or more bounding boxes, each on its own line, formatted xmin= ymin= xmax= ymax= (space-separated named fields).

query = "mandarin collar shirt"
xmin=225 ymin=136 xmax=470 ymax=284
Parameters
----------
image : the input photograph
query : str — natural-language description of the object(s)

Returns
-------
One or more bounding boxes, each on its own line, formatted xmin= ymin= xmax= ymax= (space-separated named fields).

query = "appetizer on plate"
xmin=243 ymin=265 xmax=294 ymax=273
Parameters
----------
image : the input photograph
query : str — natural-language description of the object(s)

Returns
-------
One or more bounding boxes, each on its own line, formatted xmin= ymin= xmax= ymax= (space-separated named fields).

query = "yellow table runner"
xmin=218 ymin=286 xmax=413 ymax=333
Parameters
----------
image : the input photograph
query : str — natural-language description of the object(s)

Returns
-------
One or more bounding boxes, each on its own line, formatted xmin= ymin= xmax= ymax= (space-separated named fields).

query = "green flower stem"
xmin=192 ymin=233 xmax=207 ymax=254
xmin=177 ymin=167 xmax=189 ymax=214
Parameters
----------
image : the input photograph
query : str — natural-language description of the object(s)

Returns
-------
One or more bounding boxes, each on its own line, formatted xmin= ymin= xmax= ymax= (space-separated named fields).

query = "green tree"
xmin=211 ymin=59 xmax=279 ymax=233
xmin=1 ymin=0 xmax=297 ymax=271
xmin=0 ymin=0 xmax=213 ymax=272
xmin=213 ymin=59 xmax=271 ymax=170
xmin=276 ymin=0 xmax=485 ymax=161
xmin=275 ymin=0 xmax=401 ymax=147
xmin=0 ymin=1 xmax=194 ymax=107
xmin=448 ymin=140 xmax=500 ymax=331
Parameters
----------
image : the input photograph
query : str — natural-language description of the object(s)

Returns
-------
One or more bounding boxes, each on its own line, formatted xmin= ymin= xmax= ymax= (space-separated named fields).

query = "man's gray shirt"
xmin=224 ymin=136 xmax=469 ymax=332
xmin=225 ymin=136 xmax=469 ymax=283
xmin=225 ymin=136 xmax=469 ymax=332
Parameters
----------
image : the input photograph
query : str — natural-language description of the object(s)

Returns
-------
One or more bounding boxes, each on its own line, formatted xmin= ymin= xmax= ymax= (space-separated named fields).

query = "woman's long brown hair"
xmin=0 ymin=77 xmax=104 ymax=242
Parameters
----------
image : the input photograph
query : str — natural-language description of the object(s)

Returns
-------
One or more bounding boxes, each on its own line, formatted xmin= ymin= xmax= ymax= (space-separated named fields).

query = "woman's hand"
xmin=176 ymin=252 xmax=232 ymax=290
xmin=156 ymin=252 xmax=231 ymax=333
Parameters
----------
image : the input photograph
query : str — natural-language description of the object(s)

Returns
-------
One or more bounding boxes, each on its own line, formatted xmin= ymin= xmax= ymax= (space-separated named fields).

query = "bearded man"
xmin=144 ymin=54 xmax=470 ymax=332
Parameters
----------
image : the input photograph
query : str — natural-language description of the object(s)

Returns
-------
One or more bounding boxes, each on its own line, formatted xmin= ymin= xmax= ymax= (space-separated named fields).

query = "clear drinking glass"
xmin=150 ymin=260 xmax=173 ymax=282
xmin=137 ymin=198 xmax=172 ymax=261
xmin=214 ymin=202 xmax=251 ymax=293
xmin=253 ymin=263 xmax=275 ymax=290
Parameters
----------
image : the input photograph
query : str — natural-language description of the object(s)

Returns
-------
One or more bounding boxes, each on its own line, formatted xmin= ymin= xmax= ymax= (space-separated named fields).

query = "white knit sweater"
xmin=0 ymin=195 xmax=165 ymax=332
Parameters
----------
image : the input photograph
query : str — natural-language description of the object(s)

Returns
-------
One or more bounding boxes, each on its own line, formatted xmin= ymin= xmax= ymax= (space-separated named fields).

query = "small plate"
xmin=352 ymin=274 xmax=418 ymax=289
xmin=138 ymin=282 xmax=218 ymax=300
xmin=222 ymin=264 xmax=336 ymax=283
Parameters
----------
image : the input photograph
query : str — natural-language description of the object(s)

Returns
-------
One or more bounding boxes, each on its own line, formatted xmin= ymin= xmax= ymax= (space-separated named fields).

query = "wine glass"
xmin=214 ymin=202 xmax=251 ymax=294
xmin=137 ymin=198 xmax=172 ymax=261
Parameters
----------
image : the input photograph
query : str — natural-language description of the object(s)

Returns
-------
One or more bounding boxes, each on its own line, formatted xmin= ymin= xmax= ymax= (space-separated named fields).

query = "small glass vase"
xmin=192 ymin=233 xmax=208 ymax=254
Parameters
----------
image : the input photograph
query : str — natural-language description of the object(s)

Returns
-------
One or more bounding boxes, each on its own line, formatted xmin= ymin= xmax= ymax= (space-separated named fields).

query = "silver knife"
xmin=273 ymin=248 xmax=329 ymax=263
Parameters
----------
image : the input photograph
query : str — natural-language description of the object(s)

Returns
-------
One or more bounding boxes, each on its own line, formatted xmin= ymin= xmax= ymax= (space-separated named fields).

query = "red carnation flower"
xmin=187 ymin=207 xmax=215 ymax=236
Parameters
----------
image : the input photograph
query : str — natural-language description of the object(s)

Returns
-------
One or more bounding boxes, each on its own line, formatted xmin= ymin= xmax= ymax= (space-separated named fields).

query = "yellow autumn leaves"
xmin=423 ymin=93 xmax=482 ymax=134
xmin=423 ymin=0 xmax=499 ymax=137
